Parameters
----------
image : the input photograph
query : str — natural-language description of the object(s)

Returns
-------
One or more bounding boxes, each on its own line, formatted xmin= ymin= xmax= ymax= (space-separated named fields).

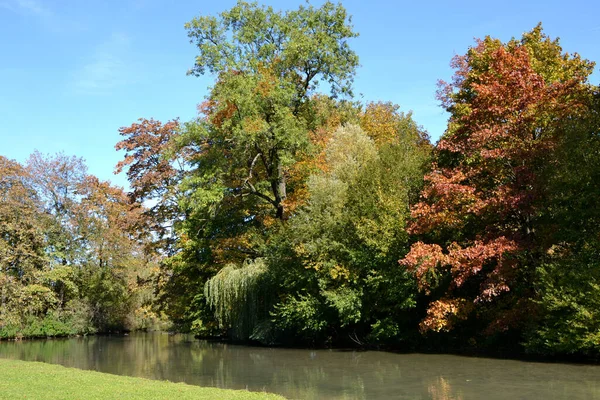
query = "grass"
xmin=0 ymin=358 xmax=285 ymax=400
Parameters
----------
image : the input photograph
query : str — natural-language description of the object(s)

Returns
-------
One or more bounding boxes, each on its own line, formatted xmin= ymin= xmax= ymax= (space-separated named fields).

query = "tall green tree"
xmin=184 ymin=0 xmax=359 ymax=220
xmin=145 ymin=1 xmax=360 ymax=331
xmin=524 ymin=86 xmax=600 ymax=355
xmin=266 ymin=117 xmax=429 ymax=345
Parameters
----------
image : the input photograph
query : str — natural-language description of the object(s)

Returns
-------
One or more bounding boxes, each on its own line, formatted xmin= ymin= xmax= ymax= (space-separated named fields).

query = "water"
xmin=0 ymin=332 xmax=599 ymax=399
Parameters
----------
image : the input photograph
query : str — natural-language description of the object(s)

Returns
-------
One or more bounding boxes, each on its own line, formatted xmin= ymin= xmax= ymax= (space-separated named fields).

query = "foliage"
xmin=401 ymin=25 xmax=595 ymax=336
xmin=183 ymin=0 xmax=359 ymax=220
xmin=0 ymin=156 xmax=48 ymax=283
xmin=0 ymin=153 xmax=160 ymax=339
xmin=135 ymin=1 xmax=360 ymax=331
xmin=115 ymin=118 xmax=184 ymax=254
xmin=204 ymin=259 xmax=268 ymax=340
xmin=266 ymin=120 xmax=429 ymax=345
xmin=270 ymin=293 xmax=328 ymax=341
xmin=526 ymin=248 xmax=600 ymax=355
xmin=523 ymin=88 xmax=600 ymax=355
xmin=186 ymin=1 xmax=358 ymax=95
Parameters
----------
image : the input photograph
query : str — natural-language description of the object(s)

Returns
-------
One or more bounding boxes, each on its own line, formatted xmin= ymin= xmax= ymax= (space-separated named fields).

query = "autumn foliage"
xmin=0 ymin=152 xmax=164 ymax=338
xmin=401 ymin=27 xmax=594 ymax=334
xmin=6 ymin=3 xmax=600 ymax=359
xmin=108 ymin=19 xmax=600 ymax=356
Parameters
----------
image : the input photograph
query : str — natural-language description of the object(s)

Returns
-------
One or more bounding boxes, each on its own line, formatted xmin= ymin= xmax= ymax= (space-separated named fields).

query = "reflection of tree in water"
xmin=0 ymin=335 xmax=466 ymax=399
xmin=3 ymin=334 xmax=600 ymax=399
xmin=0 ymin=336 xmax=98 ymax=369
xmin=428 ymin=377 xmax=463 ymax=400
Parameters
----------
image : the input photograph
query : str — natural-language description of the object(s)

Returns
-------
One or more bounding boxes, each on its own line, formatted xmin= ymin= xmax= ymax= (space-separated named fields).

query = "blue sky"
xmin=1 ymin=0 xmax=598 ymax=189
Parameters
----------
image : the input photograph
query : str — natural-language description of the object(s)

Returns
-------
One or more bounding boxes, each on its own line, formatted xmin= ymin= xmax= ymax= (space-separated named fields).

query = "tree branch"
xmin=243 ymin=153 xmax=277 ymax=207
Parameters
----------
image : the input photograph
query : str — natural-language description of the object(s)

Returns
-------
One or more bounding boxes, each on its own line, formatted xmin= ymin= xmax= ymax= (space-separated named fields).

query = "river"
xmin=0 ymin=332 xmax=599 ymax=399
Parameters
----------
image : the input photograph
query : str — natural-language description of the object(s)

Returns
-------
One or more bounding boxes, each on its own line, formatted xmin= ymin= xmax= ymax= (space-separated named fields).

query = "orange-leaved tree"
xmin=115 ymin=118 xmax=184 ymax=254
xmin=400 ymin=25 xmax=594 ymax=333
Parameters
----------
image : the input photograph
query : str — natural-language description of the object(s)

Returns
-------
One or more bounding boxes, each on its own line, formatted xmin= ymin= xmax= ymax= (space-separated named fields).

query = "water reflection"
xmin=1 ymin=333 xmax=599 ymax=399
xmin=428 ymin=377 xmax=463 ymax=400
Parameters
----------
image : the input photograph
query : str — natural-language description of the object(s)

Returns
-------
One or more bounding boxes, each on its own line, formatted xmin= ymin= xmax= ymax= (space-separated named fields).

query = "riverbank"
xmin=0 ymin=358 xmax=284 ymax=400
xmin=3 ymin=333 xmax=600 ymax=399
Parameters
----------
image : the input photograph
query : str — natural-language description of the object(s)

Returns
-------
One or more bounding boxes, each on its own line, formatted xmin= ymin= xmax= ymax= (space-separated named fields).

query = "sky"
xmin=1 ymin=0 xmax=599 ymax=189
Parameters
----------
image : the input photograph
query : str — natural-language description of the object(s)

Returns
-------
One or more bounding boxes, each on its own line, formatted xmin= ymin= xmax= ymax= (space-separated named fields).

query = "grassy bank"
xmin=0 ymin=358 xmax=285 ymax=400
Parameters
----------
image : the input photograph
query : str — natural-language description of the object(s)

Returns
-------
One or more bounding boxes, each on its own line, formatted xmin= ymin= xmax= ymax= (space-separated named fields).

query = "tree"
xmin=1 ymin=152 xmax=160 ymax=338
xmin=400 ymin=25 xmax=594 ymax=334
xmin=523 ymin=86 xmax=600 ymax=355
xmin=24 ymin=152 xmax=91 ymax=313
xmin=264 ymin=119 xmax=429 ymax=345
xmin=26 ymin=151 xmax=88 ymax=267
xmin=142 ymin=1 xmax=360 ymax=332
xmin=115 ymin=118 xmax=184 ymax=254
xmin=184 ymin=0 xmax=359 ymax=220
xmin=75 ymin=176 xmax=148 ymax=331
xmin=0 ymin=156 xmax=47 ymax=282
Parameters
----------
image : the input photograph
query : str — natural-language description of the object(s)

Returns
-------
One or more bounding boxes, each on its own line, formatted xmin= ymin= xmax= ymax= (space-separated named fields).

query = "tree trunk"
xmin=271 ymin=156 xmax=287 ymax=220
xmin=0 ymin=277 xmax=5 ymax=324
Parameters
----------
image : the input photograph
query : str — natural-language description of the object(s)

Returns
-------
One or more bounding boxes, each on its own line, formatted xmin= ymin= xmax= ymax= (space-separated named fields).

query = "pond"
xmin=0 ymin=332 xmax=599 ymax=399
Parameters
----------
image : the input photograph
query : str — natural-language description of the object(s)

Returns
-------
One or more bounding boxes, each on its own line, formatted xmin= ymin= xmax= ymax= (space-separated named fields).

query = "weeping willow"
xmin=204 ymin=258 xmax=269 ymax=340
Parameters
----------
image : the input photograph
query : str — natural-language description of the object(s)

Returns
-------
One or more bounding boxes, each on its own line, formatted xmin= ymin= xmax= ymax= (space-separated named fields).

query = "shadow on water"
xmin=1 ymin=332 xmax=600 ymax=399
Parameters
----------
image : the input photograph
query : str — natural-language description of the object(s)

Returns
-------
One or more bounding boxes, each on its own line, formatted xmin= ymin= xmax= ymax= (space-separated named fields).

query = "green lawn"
xmin=0 ymin=358 xmax=285 ymax=400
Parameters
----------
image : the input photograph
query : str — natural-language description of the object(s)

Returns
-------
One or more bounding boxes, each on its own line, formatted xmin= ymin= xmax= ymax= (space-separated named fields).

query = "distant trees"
xmin=0 ymin=153 xmax=163 ymax=339
xmin=0 ymin=156 xmax=50 ymax=336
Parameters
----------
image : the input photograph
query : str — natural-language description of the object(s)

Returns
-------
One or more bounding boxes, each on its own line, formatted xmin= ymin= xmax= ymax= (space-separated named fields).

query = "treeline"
xmin=114 ymin=1 xmax=600 ymax=357
xmin=0 ymin=152 xmax=165 ymax=339
xmin=3 ymin=1 xmax=600 ymax=358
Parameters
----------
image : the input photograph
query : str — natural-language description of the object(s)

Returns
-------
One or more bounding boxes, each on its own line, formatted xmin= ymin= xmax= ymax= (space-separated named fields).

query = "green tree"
xmin=524 ymin=87 xmax=600 ymax=356
xmin=149 ymin=1 xmax=359 ymax=332
xmin=184 ymin=0 xmax=359 ymax=220
xmin=265 ymin=118 xmax=429 ymax=345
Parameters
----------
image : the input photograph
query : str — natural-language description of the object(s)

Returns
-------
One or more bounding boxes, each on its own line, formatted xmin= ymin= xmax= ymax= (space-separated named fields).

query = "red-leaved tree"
xmin=400 ymin=26 xmax=593 ymax=333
